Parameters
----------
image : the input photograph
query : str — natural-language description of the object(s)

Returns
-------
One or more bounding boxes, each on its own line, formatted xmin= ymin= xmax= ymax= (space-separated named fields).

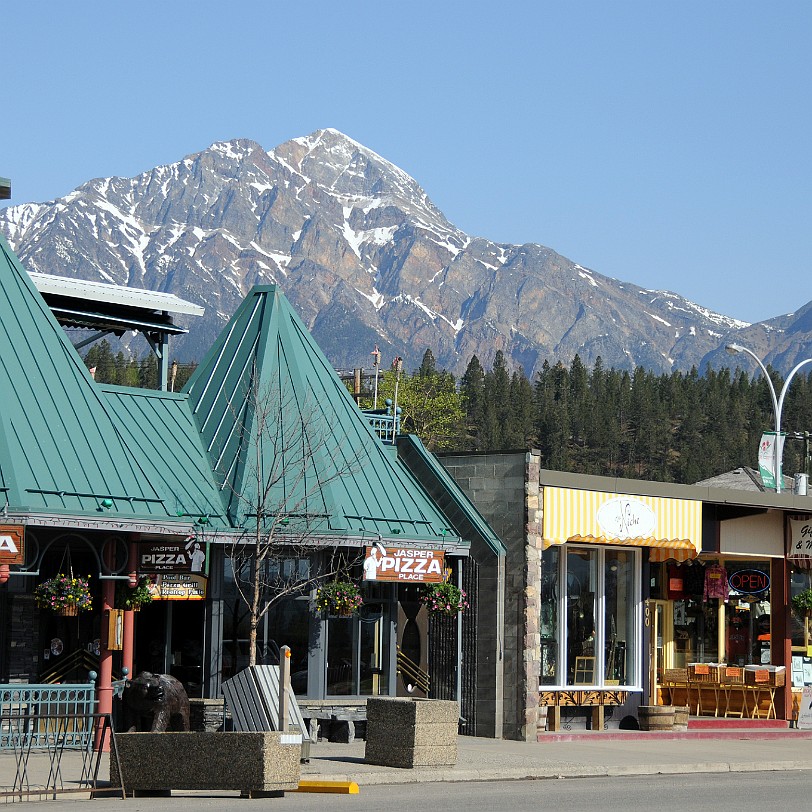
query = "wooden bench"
xmin=540 ymin=690 xmax=629 ymax=732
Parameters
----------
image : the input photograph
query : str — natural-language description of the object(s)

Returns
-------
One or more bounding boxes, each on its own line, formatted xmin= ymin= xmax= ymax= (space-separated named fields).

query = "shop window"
xmin=222 ymin=557 xmax=312 ymax=687
xmin=604 ymin=549 xmax=634 ymax=685
xmin=663 ymin=559 xmax=772 ymax=667
xmin=541 ymin=545 xmax=640 ymax=689
xmin=540 ymin=547 xmax=560 ymax=685
xmin=790 ymin=569 xmax=812 ymax=651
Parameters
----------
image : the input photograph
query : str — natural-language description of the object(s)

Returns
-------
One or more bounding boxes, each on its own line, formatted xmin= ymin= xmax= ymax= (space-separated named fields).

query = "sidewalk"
xmin=3 ymin=730 xmax=812 ymax=801
xmin=300 ymin=730 xmax=812 ymax=786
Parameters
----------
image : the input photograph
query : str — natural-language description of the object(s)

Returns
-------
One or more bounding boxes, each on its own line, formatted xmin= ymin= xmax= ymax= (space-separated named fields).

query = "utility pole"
xmin=371 ymin=345 xmax=381 ymax=409
xmin=391 ymin=356 xmax=403 ymax=443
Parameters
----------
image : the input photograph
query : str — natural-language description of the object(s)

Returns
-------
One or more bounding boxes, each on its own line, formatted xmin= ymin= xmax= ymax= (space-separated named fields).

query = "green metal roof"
xmin=396 ymin=434 xmax=506 ymax=557
xmin=183 ymin=285 xmax=464 ymax=548
xmin=0 ymin=236 xmax=179 ymax=521
xmin=100 ymin=385 xmax=229 ymax=529
xmin=0 ymin=236 xmax=474 ymax=548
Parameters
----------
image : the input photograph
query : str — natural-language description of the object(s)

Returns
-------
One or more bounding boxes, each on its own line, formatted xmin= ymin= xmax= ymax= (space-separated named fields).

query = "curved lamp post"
xmin=726 ymin=343 xmax=812 ymax=493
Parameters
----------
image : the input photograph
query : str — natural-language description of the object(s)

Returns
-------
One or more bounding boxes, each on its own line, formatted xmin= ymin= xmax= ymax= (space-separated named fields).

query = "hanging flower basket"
xmin=115 ymin=576 xmax=154 ymax=611
xmin=34 ymin=574 xmax=93 ymax=615
xmin=315 ymin=580 xmax=363 ymax=617
xmin=420 ymin=581 xmax=469 ymax=617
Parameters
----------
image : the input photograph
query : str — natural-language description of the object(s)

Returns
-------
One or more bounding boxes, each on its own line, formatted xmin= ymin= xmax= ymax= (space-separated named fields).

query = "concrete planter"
xmin=110 ymin=731 xmax=301 ymax=797
xmin=365 ymin=697 xmax=459 ymax=768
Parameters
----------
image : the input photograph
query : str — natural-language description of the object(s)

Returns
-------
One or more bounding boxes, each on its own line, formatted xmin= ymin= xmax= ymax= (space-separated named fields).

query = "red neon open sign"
xmin=728 ymin=569 xmax=770 ymax=595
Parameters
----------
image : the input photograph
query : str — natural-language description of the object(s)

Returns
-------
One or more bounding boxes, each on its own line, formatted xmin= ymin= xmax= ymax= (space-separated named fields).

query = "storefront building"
xmin=538 ymin=486 xmax=701 ymax=724
xmin=439 ymin=452 xmax=812 ymax=738
xmin=0 ymin=235 xmax=504 ymax=737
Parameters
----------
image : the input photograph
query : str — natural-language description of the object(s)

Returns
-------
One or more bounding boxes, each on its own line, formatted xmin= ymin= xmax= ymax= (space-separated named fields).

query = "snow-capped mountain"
xmin=0 ymin=128 xmax=803 ymax=376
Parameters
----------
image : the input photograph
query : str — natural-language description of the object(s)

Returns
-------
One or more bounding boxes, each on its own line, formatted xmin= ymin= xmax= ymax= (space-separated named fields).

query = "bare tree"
xmin=217 ymin=366 xmax=368 ymax=667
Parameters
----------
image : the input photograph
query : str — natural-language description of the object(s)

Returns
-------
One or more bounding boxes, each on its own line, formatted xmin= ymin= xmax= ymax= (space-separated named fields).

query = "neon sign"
xmin=728 ymin=569 xmax=770 ymax=595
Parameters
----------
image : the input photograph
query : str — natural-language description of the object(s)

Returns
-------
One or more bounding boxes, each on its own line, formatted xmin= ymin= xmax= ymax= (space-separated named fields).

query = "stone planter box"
xmin=365 ymin=697 xmax=458 ymax=768
xmin=110 ymin=731 xmax=301 ymax=797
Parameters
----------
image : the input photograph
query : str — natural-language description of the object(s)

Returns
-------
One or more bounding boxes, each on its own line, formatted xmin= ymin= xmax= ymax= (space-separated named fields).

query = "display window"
xmin=221 ymin=554 xmax=396 ymax=699
xmin=221 ymin=556 xmax=312 ymax=687
xmin=540 ymin=545 xmax=640 ymax=688
xmin=652 ymin=558 xmax=772 ymax=667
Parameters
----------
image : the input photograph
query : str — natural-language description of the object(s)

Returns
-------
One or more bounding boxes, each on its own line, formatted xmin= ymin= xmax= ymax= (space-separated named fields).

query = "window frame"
xmin=542 ymin=544 xmax=642 ymax=690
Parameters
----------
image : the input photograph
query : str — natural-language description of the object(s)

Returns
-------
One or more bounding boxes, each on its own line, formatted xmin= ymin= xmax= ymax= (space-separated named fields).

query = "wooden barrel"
xmin=638 ymin=705 xmax=675 ymax=731
xmin=672 ymin=705 xmax=689 ymax=730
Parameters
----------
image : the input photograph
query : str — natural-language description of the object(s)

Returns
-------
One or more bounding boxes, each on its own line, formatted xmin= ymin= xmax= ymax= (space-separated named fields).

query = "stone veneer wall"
xmin=524 ymin=451 xmax=543 ymax=739
xmin=406 ymin=442 xmax=506 ymax=739
xmin=440 ymin=451 xmax=538 ymax=740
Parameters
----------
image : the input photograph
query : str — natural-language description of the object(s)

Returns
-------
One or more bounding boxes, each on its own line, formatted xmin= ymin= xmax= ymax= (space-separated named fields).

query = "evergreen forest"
xmin=82 ymin=340 xmax=197 ymax=392
xmin=366 ymin=349 xmax=812 ymax=486
xmin=83 ymin=339 xmax=812 ymax=487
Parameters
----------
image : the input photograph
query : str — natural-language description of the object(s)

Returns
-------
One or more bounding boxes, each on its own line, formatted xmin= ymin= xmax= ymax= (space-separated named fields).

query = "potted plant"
xmin=115 ymin=576 xmax=154 ymax=611
xmin=34 ymin=574 xmax=93 ymax=616
xmin=315 ymin=579 xmax=363 ymax=616
xmin=792 ymin=588 xmax=812 ymax=618
xmin=420 ymin=581 xmax=469 ymax=617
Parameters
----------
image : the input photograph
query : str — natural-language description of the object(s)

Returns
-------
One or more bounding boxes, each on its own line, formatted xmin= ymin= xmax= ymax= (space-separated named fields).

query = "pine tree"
xmin=460 ymin=356 xmax=486 ymax=450
xmin=505 ymin=369 xmax=535 ymax=449
xmin=418 ymin=348 xmax=437 ymax=378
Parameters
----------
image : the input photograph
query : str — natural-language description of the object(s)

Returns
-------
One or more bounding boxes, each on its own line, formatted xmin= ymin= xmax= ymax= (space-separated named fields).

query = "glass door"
xmin=647 ymin=599 xmax=672 ymax=702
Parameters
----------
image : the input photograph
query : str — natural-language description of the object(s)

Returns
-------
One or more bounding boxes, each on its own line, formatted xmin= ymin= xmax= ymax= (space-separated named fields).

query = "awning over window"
xmin=542 ymin=487 xmax=702 ymax=562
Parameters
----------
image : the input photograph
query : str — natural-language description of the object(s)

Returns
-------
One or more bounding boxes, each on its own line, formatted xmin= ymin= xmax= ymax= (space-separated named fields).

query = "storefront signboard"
xmin=727 ymin=569 xmax=770 ymax=595
xmin=362 ymin=546 xmax=445 ymax=582
xmin=596 ymin=497 xmax=657 ymax=540
xmin=0 ymin=525 xmax=24 ymax=564
xmin=147 ymin=573 xmax=207 ymax=600
xmin=789 ymin=519 xmax=812 ymax=559
xmin=139 ymin=539 xmax=209 ymax=575
xmin=798 ymin=686 xmax=812 ymax=730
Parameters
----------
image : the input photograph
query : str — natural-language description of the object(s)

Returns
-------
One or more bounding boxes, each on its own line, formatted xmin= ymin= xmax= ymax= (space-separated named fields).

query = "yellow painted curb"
xmin=296 ymin=780 xmax=360 ymax=794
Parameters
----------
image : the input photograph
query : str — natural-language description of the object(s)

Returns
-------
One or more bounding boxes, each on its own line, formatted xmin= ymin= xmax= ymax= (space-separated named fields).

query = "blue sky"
xmin=2 ymin=2 xmax=809 ymax=325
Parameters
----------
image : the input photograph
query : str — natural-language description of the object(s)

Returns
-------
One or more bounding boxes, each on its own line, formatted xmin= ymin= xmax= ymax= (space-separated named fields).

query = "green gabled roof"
xmin=183 ymin=286 xmax=462 ymax=546
xmin=100 ymin=386 xmax=229 ymax=529
xmin=396 ymin=435 xmax=506 ymax=557
xmin=0 ymin=235 xmax=178 ymax=521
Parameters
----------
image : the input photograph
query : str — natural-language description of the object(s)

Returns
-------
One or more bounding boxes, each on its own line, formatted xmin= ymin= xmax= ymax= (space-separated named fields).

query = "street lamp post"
xmin=726 ymin=343 xmax=812 ymax=494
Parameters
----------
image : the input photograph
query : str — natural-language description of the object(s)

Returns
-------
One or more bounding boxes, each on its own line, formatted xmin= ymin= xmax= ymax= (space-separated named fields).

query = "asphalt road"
xmin=16 ymin=770 xmax=812 ymax=812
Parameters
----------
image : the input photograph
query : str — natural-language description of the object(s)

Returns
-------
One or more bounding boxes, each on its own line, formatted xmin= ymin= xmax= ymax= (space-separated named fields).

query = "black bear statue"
xmin=122 ymin=671 xmax=191 ymax=732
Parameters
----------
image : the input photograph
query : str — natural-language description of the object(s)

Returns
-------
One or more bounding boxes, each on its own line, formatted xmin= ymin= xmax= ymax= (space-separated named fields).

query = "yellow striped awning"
xmin=542 ymin=487 xmax=702 ymax=562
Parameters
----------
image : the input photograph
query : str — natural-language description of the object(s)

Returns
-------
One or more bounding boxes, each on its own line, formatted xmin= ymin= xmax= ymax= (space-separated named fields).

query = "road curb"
xmin=304 ymin=759 xmax=812 ymax=787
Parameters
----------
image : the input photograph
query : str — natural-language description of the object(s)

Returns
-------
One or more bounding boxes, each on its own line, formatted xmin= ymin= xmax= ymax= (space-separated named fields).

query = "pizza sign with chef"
xmin=363 ymin=546 xmax=445 ymax=583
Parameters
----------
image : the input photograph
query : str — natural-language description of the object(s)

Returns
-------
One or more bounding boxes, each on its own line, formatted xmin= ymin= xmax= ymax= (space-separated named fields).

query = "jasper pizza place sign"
xmin=363 ymin=546 xmax=445 ymax=583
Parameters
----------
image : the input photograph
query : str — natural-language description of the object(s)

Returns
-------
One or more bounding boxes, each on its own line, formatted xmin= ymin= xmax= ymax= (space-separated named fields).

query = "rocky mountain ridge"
xmin=1 ymin=129 xmax=809 ymax=377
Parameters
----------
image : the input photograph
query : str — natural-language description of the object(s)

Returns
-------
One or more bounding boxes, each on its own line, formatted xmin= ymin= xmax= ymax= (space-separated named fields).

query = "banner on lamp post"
xmin=758 ymin=431 xmax=785 ymax=490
